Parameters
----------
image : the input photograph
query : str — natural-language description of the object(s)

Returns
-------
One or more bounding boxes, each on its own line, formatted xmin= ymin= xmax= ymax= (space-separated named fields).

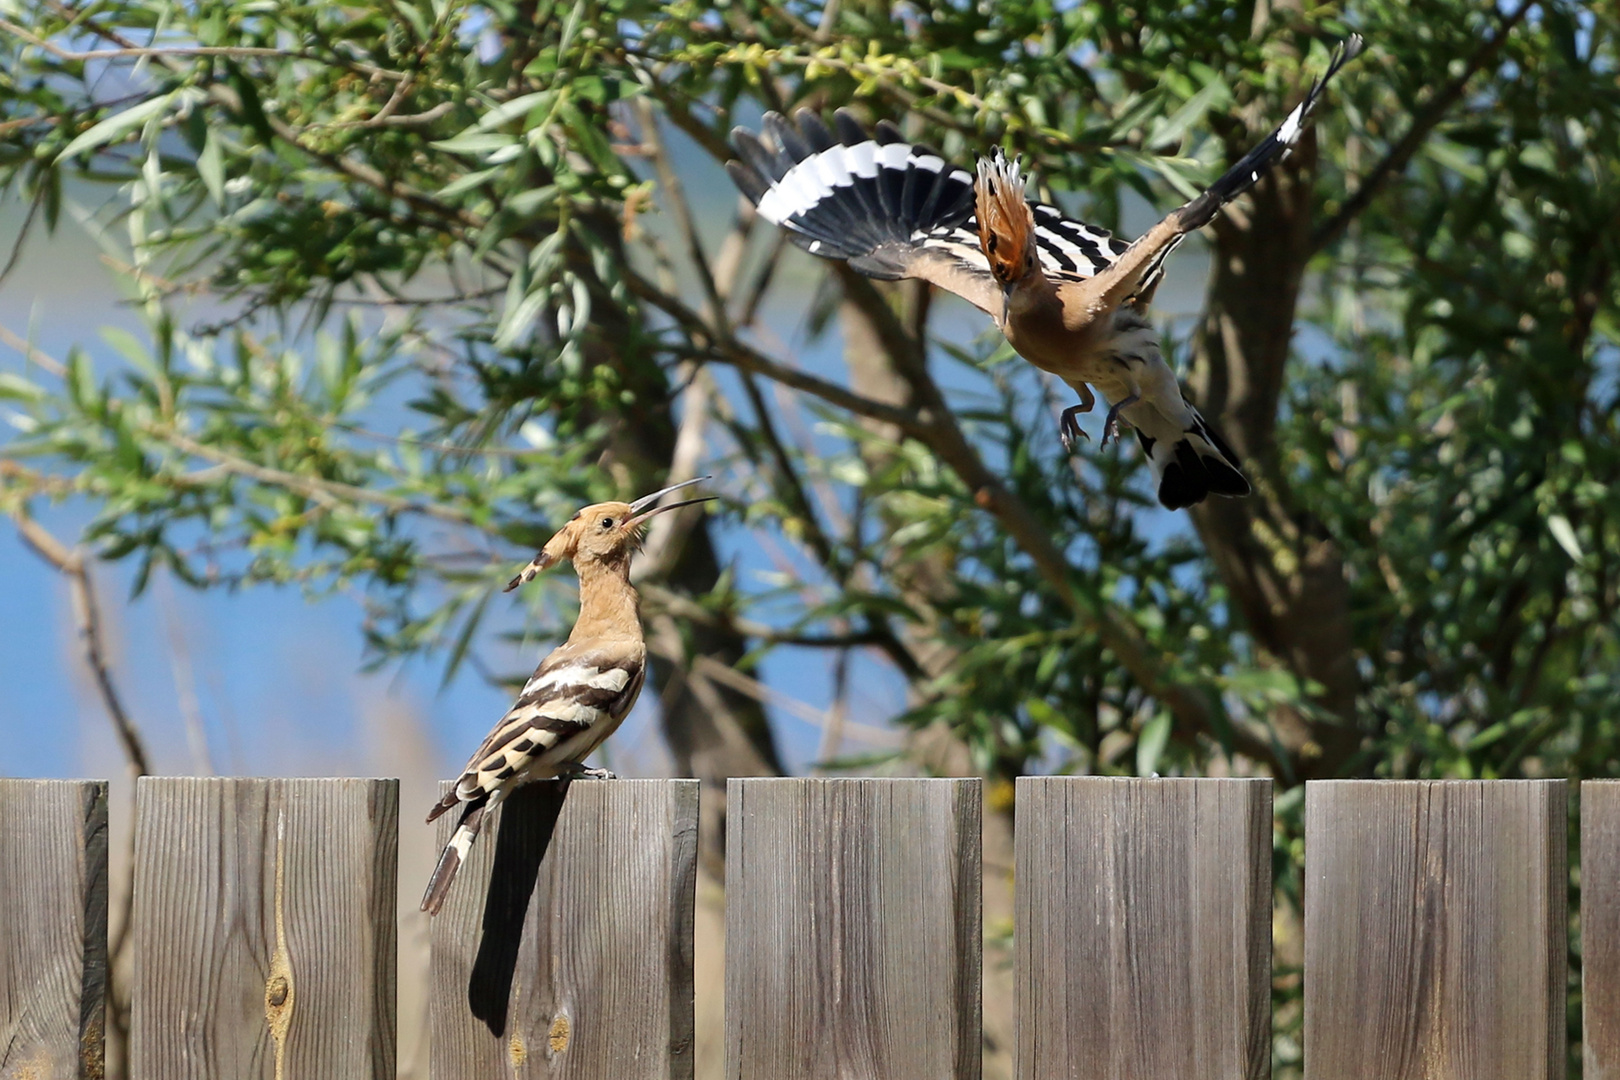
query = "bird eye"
xmin=600 ymin=517 xmax=614 ymax=529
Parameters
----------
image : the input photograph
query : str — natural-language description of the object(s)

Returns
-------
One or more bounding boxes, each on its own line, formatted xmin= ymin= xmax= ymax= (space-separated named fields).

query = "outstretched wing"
xmin=1058 ymin=34 xmax=1367 ymax=315
xmin=728 ymin=109 xmax=1129 ymax=315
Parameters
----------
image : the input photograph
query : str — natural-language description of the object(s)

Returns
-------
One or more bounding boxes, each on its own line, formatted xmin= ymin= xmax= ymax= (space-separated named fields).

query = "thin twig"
xmin=10 ymin=513 xmax=152 ymax=777
xmin=639 ymin=581 xmax=893 ymax=649
xmin=633 ymin=363 xmax=715 ymax=581
xmin=622 ymin=265 xmax=926 ymax=432
xmin=815 ymin=646 xmax=851 ymax=767
xmin=0 ymin=321 xmax=68 ymax=376
xmin=4 ymin=15 xmax=409 ymax=80
xmin=691 ymin=654 xmax=898 ymax=745
xmin=156 ymin=571 xmax=215 ymax=775
xmin=0 ymin=183 xmax=45 ymax=290
xmin=157 ymin=428 xmax=474 ymax=526
xmin=634 ymin=98 xmax=730 ymax=337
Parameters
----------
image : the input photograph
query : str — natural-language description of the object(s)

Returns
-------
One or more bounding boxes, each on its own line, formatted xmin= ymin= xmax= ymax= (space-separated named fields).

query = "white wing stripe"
xmin=522 ymin=663 xmax=631 ymax=696
xmin=531 ymin=701 xmax=606 ymax=726
xmin=1276 ymin=102 xmax=1307 ymax=146
xmin=757 ymin=141 xmax=974 ymax=226
xmin=845 ymin=140 xmax=879 ymax=178
xmin=876 ymin=142 xmax=911 ymax=170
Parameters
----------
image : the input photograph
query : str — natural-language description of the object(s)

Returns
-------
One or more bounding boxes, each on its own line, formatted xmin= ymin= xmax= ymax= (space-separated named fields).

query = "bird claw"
xmin=561 ymin=764 xmax=617 ymax=780
xmin=1058 ymin=410 xmax=1091 ymax=454
xmin=1100 ymin=394 xmax=1139 ymax=449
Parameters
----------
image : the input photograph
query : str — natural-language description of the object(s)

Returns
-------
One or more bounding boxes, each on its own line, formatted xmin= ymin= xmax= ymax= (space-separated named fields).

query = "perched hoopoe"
xmin=420 ymin=477 xmax=713 ymax=915
xmin=728 ymin=37 xmax=1363 ymax=510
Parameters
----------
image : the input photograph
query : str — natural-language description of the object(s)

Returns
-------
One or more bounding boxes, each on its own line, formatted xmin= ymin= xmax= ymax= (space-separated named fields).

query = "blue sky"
xmin=0 ymin=127 xmax=1215 ymax=788
xmin=0 ymin=190 xmax=904 ymax=785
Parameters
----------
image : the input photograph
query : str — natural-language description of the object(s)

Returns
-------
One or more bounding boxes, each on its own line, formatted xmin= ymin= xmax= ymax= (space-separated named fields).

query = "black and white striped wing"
xmin=729 ymin=108 xmax=1130 ymax=314
xmin=428 ymin=649 xmax=646 ymax=819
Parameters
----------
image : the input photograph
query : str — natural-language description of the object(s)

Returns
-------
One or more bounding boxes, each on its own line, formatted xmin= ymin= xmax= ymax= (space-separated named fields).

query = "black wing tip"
xmin=728 ymin=124 xmax=761 ymax=157
xmin=1302 ymin=33 xmax=1367 ymax=110
xmin=1333 ymin=33 xmax=1367 ymax=73
xmin=724 ymin=160 xmax=768 ymax=206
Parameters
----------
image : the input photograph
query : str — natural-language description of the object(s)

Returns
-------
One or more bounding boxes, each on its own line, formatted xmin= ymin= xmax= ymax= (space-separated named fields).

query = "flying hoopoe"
xmin=420 ymin=476 xmax=714 ymax=915
xmin=728 ymin=36 xmax=1363 ymax=510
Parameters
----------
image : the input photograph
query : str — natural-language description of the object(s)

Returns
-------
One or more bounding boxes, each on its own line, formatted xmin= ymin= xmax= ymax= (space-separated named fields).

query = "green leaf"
xmin=198 ymin=128 xmax=225 ymax=207
xmin=58 ymin=92 xmax=179 ymax=161
xmin=1547 ymin=514 xmax=1583 ymax=561
xmin=476 ymin=91 xmax=556 ymax=131
xmin=1135 ymin=709 xmax=1172 ymax=776
xmin=431 ymin=131 xmax=518 ymax=155
xmin=1146 ymin=76 xmax=1228 ymax=152
xmin=441 ymin=587 xmax=494 ymax=689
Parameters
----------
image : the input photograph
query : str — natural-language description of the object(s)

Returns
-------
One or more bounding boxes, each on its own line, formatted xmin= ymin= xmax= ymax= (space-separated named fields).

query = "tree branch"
xmin=157 ymin=428 xmax=475 ymax=526
xmin=623 ymin=266 xmax=929 ymax=432
xmin=1311 ymin=2 xmax=1532 ymax=254
xmin=10 ymin=512 xmax=152 ymax=778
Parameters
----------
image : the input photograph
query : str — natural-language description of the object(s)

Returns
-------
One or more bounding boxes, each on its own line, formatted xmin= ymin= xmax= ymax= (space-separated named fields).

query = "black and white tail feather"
xmin=1130 ymin=404 xmax=1251 ymax=511
xmin=419 ymin=648 xmax=645 ymax=915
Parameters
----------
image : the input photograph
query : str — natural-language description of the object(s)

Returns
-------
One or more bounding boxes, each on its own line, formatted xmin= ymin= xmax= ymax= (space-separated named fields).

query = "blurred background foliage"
xmin=2 ymin=0 xmax=1617 ymax=1074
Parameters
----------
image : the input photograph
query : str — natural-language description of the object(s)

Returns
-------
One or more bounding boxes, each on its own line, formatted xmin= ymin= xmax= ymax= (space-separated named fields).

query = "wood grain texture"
xmin=1304 ymin=780 xmax=1567 ymax=1080
xmin=724 ymin=778 xmax=982 ymax=1080
xmin=1584 ymin=781 xmax=1620 ymax=1079
xmin=429 ymin=778 xmax=699 ymax=1080
xmin=0 ymin=779 xmax=108 ymax=1080
xmin=1014 ymin=777 xmax=1272 ymax=1080
xmin=128 ymin=778 xmax=398 ymax=1080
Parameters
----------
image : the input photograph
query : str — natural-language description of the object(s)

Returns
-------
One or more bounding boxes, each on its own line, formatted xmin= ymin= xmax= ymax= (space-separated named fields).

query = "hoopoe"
xmin=420 ymin=476 xmax=713 ymax=915
xmin=728 ymin=36 xmax=1363 ymax=510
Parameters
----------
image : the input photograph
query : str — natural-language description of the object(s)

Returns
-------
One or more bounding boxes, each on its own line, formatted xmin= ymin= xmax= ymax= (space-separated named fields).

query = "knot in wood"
xmin=267 ymin=975 xmax=290 ymax=1008
xmin=548 ymin=1014 xmax=571 ymax=1054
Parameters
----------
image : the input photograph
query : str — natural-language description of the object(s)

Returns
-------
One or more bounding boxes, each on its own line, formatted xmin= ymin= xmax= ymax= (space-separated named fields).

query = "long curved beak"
xmin=627 ymin=475 xmax=711 ymax=514
xmin=623 ymin=494 xmax=715 ymax=530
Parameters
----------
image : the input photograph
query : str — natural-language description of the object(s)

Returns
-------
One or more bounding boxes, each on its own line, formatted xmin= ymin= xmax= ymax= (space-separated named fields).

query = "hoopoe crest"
xmin=975 ymin=148 xmax=1037 ymax=290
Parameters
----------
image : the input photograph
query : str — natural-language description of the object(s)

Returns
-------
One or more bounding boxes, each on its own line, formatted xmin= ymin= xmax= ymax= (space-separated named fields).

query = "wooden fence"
xmin=0 ymin=775 xmax=1608 ymax=1079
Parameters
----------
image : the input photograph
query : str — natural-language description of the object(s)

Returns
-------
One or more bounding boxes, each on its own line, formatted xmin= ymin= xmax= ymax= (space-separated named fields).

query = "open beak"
xmin=627 ymin=475 xmax=711 ymax=515
xmin=623 ymin=494 xmax=715 ymax=531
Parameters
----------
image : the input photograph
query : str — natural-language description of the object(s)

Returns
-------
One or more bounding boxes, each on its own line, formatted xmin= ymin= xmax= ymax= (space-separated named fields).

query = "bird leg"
xmin=1101 ymin=393 xmax=1140 ymax=448
xmin=559 ymin=761 xmax=617 ymax=780
xmin=1059 ymin=382 xmax=1096 ymax=452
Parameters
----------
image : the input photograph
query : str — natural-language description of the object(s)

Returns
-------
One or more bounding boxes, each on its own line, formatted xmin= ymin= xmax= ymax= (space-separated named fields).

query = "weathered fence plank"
xmin=1584 ymin=781 xmax=1620 ymax=1078
xmin=724 ymin=777 xmax=982 ymax=1080
xmin=1014 ymin=776 xmax=1271 ymax=1080
xmin=0 ymin=779 xmax=108 ymax=1079
xmin=429 ymin=778 xmax=699 ymax=1079
xmin=1304 ymin=779 xmax=1567 ymax=1080
xmin=128 ymin=777 xmax=398 ymax=1080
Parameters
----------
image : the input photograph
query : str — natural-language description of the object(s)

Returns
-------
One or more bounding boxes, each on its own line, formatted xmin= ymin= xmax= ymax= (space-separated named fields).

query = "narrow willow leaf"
xmin=1135 ymin=709 xmax=1172 ymax=776
xmin=1547 ymin=513 xmax=1584 ymax=561
xmin=59 ymin=92 xmax=178 ymax=161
